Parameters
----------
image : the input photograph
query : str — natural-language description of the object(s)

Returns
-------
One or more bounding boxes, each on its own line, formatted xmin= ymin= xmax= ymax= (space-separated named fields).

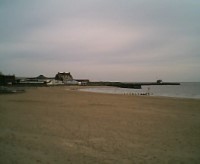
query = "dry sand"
xmin=0 ymin=86 xmax=200 ymax=164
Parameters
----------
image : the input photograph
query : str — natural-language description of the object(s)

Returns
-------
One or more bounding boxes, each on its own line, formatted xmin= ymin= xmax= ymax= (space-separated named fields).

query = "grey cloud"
xmin=0 ymin=0 xmax=200 ymax=81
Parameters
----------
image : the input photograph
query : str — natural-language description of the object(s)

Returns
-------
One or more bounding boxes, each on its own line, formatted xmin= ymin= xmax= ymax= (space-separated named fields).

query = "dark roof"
xmin=36 ymin=75 xmax=47 ymax=79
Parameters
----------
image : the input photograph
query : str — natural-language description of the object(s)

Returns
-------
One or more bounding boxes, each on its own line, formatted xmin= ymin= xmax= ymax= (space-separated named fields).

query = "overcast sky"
xmin=0 ymin=0 xmax=200 ymax=81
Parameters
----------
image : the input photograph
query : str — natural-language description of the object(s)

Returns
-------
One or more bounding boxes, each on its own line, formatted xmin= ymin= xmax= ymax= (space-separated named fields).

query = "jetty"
xmin=89 ymin=81 xmax=180 ymax=89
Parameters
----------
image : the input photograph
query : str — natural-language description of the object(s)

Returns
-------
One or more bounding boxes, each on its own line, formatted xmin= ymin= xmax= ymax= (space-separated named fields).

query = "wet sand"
xmin=0 ymin=87 xmax=200 ymax=164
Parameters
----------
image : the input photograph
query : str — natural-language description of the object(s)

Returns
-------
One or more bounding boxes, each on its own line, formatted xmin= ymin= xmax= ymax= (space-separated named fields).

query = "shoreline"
xmin=78 ymin=86 xmax=200 ymax=100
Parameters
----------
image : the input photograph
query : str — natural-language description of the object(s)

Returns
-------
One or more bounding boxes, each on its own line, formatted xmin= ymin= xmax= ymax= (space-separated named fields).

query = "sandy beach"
xmin=0 ymin=86 xmax=200 ymax=164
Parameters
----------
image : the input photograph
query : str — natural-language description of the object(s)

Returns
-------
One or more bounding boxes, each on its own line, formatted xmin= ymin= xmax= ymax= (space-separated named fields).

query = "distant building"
xmin=157 ymin=79 xmax=163 ymax=84
xmin=0 ymin=74 xmax=15 ymax=85
xmin=36 ymin=75 xmax=47 ymax=80
xmin=46 ymin=79 xmax=64 ymax=86
xmin=75 ymin=79 xmax=90 ymax=85
xmin=55 ymin=72 xmax=73 ymax=84
xmin=17 ymin=75 xmax=47 ymax=85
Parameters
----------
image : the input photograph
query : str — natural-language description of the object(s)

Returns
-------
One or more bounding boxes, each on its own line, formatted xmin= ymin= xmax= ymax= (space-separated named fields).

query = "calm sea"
xmin=80 ymin=82 xmax=200 ymax=99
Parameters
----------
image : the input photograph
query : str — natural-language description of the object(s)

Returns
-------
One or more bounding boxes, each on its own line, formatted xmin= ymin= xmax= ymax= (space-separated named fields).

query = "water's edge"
xmin=79 ymin=82 xmax=200 ymax=99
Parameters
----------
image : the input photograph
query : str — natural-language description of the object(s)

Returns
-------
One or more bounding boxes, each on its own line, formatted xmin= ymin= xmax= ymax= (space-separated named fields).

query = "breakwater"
xmin=88 ymin=82 xmax=180 ymax=89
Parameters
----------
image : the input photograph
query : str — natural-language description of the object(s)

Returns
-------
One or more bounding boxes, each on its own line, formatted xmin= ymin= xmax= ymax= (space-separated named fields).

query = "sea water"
xmin=80 ymin=82 xmax=200 ymax=99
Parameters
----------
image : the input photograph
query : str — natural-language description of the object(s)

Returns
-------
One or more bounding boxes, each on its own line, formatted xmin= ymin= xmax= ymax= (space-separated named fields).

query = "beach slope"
xmin=0 ymin=87 xmax=200 ymax=163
